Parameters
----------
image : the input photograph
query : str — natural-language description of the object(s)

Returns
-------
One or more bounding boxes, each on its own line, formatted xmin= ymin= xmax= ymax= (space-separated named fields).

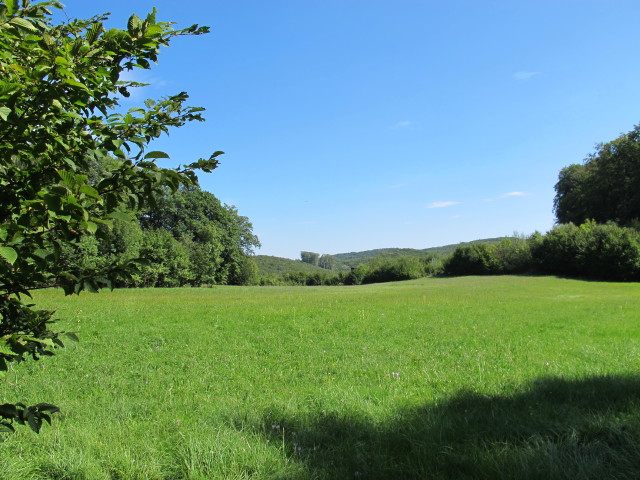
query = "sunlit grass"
xmin=0 ymin=276 xmax=639 ymax=478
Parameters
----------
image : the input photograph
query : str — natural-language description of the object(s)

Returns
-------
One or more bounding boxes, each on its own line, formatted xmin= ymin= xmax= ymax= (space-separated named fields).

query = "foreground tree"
xmin=0 ymin=0 xmax=218 ymax=435
xmin=554 ymin=125 xmax=640 ymax=226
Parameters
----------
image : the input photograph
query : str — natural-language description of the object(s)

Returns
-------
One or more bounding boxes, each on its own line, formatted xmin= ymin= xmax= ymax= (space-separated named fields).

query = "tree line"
xmin=61 ymin=185 xmax=260 ymax=287
xmin=444 ymin=124 xmax=640 ymax=280
xmin=282 ymin=123 xmax=640 ymax=284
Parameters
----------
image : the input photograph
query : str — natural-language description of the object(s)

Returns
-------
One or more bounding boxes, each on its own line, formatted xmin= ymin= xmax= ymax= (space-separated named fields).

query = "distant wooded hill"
xmin=254 ymin=237 xmax=509 ymax=276
xmin=253 ymin=256 xmax=331 ymax=276
xmin=333 ymin=237 xmax=508 ymax=267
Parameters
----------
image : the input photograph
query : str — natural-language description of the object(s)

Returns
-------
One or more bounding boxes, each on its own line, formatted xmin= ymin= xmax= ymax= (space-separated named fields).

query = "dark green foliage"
xmin=137 ymin=186 xmax=260 ymax=286
xmin=442 ymin=243 xmax=501 ymax=276
xmin=276 ymin=271 xmax=344 ymax=286
xmin=442 ymin=237 xmax=532 ymax=276
xmin=59 ymin=186 xmax=260 ymax=287
xmin=136 ymin=228 xmax=193 ymax=287
xmin=442 ymin=224 xmax=640 ymax=281
xmin=345 ymin=255 xmax=441 ymax=285
xmin=532 ymin=221 xmax=640 ymax=281
xmin=493 ymin=237 xmax=533 ymax=274
xmin=0 ymin=403 xmax=59 ymax=438
xmin=0 ymin=0 xmax=213 ymax=435
xmin=232 ymin=256 xmax=259 ymax=286
xmin=554 ymin=124 xmax=640 ymax=226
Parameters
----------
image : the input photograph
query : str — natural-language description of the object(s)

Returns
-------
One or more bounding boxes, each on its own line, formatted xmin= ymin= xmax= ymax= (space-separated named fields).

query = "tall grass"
xmin=0 ymin=276 xmax=639 ymax=479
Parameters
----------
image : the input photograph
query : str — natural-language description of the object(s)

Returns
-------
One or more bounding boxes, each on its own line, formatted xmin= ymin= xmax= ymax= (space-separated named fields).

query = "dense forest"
xmin=62 ymin=185 xmax=260 ymax=287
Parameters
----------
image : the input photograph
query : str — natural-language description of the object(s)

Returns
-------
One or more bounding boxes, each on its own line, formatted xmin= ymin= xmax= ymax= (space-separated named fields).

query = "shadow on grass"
xmin=252 ymin=375 xmax=640 ymax=479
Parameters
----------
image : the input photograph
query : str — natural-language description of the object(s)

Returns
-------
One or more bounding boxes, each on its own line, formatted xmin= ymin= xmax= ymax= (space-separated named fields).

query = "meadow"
xmin=0 ymin=276 xmax=639 ymax=479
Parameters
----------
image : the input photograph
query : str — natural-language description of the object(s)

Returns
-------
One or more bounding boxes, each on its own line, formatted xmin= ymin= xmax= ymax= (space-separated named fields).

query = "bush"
xmin=533 ymin=221 xmax=640 ymax=280
xmin=361 ymin=256 xmax=427 ymax=283
xmin=442 ymin=243 xmax=501 ymax=276
xmin=341 ymin=255 xmax=438 ymax=285
xmin=493 ymin=237 xmax=533 ymax=274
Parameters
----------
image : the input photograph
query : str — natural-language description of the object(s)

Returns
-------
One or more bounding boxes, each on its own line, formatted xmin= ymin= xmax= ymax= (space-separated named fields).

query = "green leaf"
xmin=57 ymin=170 xmax=76 ymax=187
xmin=107 ymin=211 xmax=133 ymax=222
xmin=86 ymin=22 xmax=103 ymax=44
xmin=0 ymin=82 xmax=21 ymax=96
xmin=62 ymin=79 xmax=89 ymax=91
xmin=144 ymin=151 xmax=170 ymax=160
xmin=127 ymin=14 xmax=142 ymax=35
xmin=41 ymin=32 xmax=54 ymax=46
xmin=79 ymin=184 xmax=100 ymax=199
xmin=0 ymin=342 xmax=16 ymax=356
xmin=0 ymin=247 xmax=18 ymax=265
xmin=26 ymin=413 xmax=42 ymax=433
xmin=83 ymin=221 xmax=98 ymax=235
xmin=22 ymin=337 xmax=55 ymax=348
xmin=0 ymin=404 xmax=18 ymax=419
xmin=54 ymin=56 xmax=69 ymax=66
xmin=9 ymin=17 xmax=37 ymax=32
xmin=5 ymin=0 xmax=16 ymax=15
xmin=0 ymin=107 xmax=11 ymax=122
xmin=33 ymin=404 xmax=60 ymax=414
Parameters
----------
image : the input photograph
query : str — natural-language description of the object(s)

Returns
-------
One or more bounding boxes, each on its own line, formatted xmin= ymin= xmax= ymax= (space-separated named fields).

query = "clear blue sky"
xmin=58 ymin=1 xmax=640 ymax=259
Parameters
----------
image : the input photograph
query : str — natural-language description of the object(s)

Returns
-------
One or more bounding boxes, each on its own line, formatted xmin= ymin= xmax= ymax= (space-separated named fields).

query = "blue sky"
xmin=58 ymin=1 xmax=640 ymax=258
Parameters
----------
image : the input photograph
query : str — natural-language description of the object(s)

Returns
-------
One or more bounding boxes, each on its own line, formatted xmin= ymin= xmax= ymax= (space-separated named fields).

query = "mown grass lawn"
xmin=1 ymin=276 xmax=639 ymax=479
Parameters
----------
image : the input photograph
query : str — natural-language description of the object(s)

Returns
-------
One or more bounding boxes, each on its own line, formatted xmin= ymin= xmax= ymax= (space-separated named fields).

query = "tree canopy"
xmin=554 ymin=125 xmax=640 ymax=226
xmin=0 ymin=0 xmax=217 ymax=435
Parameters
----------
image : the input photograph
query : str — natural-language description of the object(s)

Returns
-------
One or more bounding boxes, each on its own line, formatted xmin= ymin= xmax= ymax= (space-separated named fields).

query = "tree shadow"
xmin=249 ymin=375 xmax=640 ymax=479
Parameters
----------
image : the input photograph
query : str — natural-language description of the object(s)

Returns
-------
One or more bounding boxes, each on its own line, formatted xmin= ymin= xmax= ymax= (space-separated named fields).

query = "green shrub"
xmin=361 ymin=256 xmax=428 ymax=283
xmin=493 ymin=237 xmax=533 ymax=274
xmin=442 ymin=243 xmax=501 ymax=276
xmin=533 ymin=221 xmax=640 ymax=280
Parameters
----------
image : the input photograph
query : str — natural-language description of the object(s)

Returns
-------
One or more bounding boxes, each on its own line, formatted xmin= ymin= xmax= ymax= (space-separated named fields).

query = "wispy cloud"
xmin=385 ymin=183 xmax=406 ymax=190
xmin=500 ymin=191 xmax=529 ymax=198
xmin=390 ymin=120 xmax=412 ymax=130
xmin=427 ymin=201 xmax=461 ymax=209
xmin=513 ymin=71 xmax=540 ymax=80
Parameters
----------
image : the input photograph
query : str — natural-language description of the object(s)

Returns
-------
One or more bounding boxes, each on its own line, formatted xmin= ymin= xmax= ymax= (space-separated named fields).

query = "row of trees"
xmin=260 ymin=254 xmax=443 ymax=286
xmin=442 ymin=224 xmax=640 ymax=281
xmin=446 ymin=124 xmax=640 ymax=280
xmin=300 ymin=251 xmax=338 ymax=270
xmin=60 ymin=185 xmax=260 ymax=287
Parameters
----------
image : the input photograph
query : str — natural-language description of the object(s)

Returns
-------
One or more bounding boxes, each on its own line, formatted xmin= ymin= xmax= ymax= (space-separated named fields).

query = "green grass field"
xmin=1 ymin=276 xmax=639 ymax=479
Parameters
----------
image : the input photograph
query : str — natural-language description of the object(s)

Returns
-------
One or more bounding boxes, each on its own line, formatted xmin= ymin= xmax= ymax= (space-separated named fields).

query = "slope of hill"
xmin=253 ymin=255 xmax=331 ymax=277
xmin=333 ymin=237 xmax=509 ymax=267
xmin=253 ymin=237 xmax=511 ymax=276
